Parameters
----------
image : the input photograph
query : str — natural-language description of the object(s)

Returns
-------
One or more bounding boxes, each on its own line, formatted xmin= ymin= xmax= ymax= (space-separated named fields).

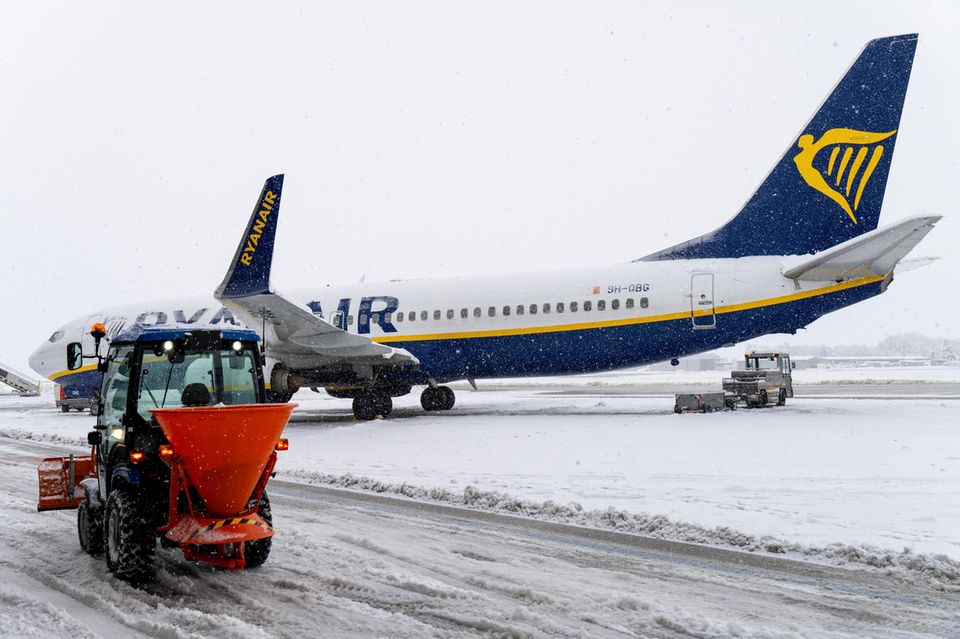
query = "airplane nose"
xmin=28 ymin=343 xmax=48 ymax=377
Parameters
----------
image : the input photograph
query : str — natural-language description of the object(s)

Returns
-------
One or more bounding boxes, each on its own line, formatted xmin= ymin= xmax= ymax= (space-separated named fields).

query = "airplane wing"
xmin=214 ymin=175 xmax=419 ymax=371
xmin=781 ymin=215 xmax=941 ymax=282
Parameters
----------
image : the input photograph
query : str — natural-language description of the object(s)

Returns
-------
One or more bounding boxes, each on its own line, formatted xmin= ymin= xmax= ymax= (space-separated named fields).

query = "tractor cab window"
xmin=135 ymin=342 xmax=259 ymax=421
xmin=100 ymin=345 xmax=135 ymax=442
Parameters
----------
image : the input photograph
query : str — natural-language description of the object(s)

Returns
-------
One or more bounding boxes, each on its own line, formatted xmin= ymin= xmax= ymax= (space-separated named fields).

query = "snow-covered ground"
xmin=3 ymin=366 xmax=958 ymax=560
xmin=1 ymin=366 xmax=958 ymax=637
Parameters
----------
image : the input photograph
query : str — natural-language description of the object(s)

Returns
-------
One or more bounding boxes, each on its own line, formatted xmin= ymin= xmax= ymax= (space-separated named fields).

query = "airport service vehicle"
xmin=37 ymin=324 xmax=294 ymax=582
xmin=54 ymin=383 xmax=96 ymax=412
xmin=723 ymin=352 xmax=794 ymax=408
xmin=29 ymin=35 xmax=940 ymax=421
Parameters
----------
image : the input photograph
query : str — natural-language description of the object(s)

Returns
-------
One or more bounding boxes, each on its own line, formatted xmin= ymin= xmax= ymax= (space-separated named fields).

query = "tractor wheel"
xmin=244 ymin=493 xmax=273 ymax=569
xmin=104 ymin=488 xmax=156 ymax=583
xmin=777 ymin=389 xmax=787 ymax=406
xmin=78 ymin=499 xmax=103 ymax=556
xmin=759 ymin=389 xmax=768 ymax=407
xmin=60 ymin=405 xmax=70 ymax=413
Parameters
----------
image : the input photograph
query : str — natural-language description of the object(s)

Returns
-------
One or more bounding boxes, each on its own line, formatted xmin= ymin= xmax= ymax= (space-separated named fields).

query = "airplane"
xmin=29 ymin=33 xmax=940 ymax=420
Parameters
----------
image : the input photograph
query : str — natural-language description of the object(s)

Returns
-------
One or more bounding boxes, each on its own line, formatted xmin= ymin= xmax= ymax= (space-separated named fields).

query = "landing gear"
xmin=352 ymin=391 xmax=393 ymax=421
xmin=420 ymin=386 xmax=455 ymax=412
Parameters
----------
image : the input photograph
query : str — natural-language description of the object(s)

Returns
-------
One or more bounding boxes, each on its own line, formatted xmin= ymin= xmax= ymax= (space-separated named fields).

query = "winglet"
xmin=215 ymin=174 xmax=284 ymax=299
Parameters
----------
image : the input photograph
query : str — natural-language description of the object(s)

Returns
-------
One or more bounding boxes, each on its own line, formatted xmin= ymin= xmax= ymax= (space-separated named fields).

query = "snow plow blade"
xmin=37 ymin=454 xmax=95 ymax=511
xmin=150 ymin=403 xmax=295 ymax=516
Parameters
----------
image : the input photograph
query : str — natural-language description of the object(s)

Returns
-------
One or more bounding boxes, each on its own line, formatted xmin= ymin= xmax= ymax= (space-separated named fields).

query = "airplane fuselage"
xmin=30 ymin=256 xmax=885 ymax=391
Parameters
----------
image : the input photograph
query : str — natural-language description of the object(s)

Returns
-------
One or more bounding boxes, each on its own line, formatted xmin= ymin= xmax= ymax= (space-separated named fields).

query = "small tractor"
xmin=722 ymin=351 xmax=794 ymax=408
xmin=37 ymin=324 xmax=295 ymax=582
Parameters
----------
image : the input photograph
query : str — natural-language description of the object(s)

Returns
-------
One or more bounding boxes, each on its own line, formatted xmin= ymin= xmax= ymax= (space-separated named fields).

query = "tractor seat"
xmin=181 ymin=383 xmax=211 ymax=407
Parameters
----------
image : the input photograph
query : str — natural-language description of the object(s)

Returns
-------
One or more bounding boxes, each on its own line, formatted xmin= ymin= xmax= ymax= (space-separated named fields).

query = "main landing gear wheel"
xmin=352 ymin=392 xmax=392 ymax=421
xmin=421 ymin=386 xmax=455 ymax=412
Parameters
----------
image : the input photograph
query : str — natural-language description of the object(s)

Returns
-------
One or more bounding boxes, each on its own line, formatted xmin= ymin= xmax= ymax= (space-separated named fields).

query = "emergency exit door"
xmin=690 ymin=273 xmax=716 ymax=329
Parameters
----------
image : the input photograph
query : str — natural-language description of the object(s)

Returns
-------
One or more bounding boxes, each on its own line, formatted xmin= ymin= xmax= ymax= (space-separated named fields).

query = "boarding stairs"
xmin=0 ymin=361 xmax=41 ymax=396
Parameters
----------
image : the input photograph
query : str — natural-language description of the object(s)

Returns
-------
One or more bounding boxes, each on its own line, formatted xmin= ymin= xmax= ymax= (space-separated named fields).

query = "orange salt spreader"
xmin=37 ymin=325 xmax=296 ymax=582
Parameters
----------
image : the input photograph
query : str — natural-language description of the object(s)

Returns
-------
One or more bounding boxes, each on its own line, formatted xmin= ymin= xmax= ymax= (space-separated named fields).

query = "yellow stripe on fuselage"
xmin=48 ymin=363 xmax=99 ymax=381
xmin=370 ymin=275 xmax=884 ymax=344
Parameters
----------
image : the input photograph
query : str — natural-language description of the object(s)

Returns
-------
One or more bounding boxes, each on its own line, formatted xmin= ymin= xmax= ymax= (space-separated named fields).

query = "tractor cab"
xmin=93 ymin=326 xmax=266 ymax=499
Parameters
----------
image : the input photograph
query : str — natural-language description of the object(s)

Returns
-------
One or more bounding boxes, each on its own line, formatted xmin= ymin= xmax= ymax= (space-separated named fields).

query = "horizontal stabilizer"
xmin=782 ymin=215 xmax=941 ymax=281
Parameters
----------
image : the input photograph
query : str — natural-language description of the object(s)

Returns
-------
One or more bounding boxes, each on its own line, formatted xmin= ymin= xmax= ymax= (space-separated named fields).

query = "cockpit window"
xmin=48 ymin=330 xmax=64 ymax=343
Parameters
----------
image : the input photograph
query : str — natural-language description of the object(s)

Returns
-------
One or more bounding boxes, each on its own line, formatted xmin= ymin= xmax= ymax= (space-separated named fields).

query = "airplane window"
xmin=640 ymin=297 xmax=649 ymax=308
xmin=597 ymin=300 xmax=605 ymax=311
xmin=409 ymin=311 xmax=416 ymax=322
xmin=626 ymin=298 xmax=634 ymax=309
xmin=348 ymin=315 xmax=354 ymax=325
xmin=557 ymin=302 xmax=564 ymax=313
xmin=460 ymin=308 xmax=468 ymax=319
xmin=611 ymin=299 xmax=620 ymax=310
xmin=488 ymin=306 xmax=496 ymax=317
xmin=447 ymin=309 xmax=454 ymax=320
xmin=474 ymin=307 xmax=481 ymax=318
xmin=516 ymin=305 xmax=524 ymax=316
xmin=584 ymin=301 xmax=592 ymax=312
xmin=570 ymin=301 xmax=578 ymax=312
xmin=543 ymin=303 xmax=551 ymax=314
xmin=372 ymin=313 xmax=381 ymax=325
xmin=359 ymin=314 xmax=368 ymax=325
xmin=529 ymin=304 xmax=537 ymax=315
xmin=421 ymin=311 xmax=428 ymax=321
xmin=48 ymin=330 xmax=64 ymax=343
xmin=503 ymin=305 xmax=511 ymax=316
xmin=395 ymin=313 xmax=402 ymax=322
xmin=433 ymin=310 xmax=441 ymax=320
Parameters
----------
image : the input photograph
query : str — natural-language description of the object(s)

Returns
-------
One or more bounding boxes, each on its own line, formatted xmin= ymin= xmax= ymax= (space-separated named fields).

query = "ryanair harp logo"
xmin=793 ymin=128 xmax=896 ymax=224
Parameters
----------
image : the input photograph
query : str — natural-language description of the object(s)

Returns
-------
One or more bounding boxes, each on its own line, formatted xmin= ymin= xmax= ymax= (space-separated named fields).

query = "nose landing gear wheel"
xmin=421 ymin=386 xmax=455 ymax=411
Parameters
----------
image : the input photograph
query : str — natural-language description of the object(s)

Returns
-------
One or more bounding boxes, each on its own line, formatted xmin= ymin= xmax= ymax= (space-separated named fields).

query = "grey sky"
xmin=1 ymin=1 xmax=958 ymax=371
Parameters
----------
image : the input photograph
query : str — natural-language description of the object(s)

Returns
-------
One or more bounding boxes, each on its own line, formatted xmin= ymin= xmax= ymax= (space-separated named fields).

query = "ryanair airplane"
xmin=30 ymin=34 xmax=940 ymax=419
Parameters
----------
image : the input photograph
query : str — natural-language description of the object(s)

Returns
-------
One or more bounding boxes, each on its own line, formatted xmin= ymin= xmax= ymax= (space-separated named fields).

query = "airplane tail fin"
xmin=644 ymin=34 xmax=918 ymax=261
xmin=215 ymin=175 xmax=284 ymax=299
